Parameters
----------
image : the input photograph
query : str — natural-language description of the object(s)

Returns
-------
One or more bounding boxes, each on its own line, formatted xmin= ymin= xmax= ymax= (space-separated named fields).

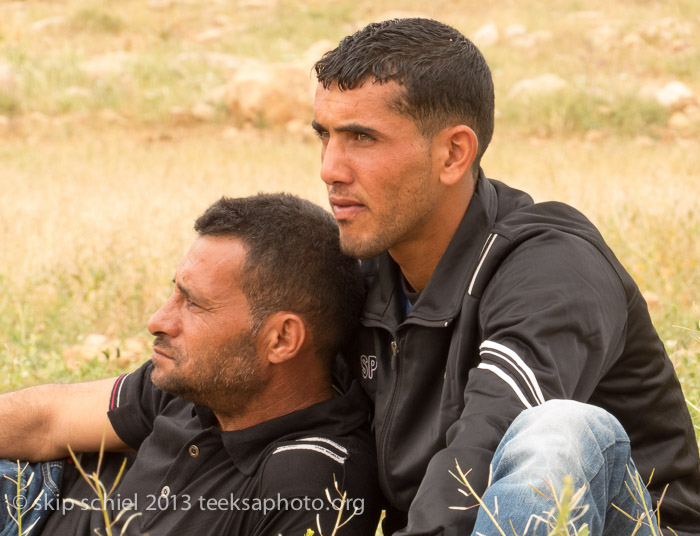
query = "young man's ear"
xmin=257 ymin=312 xmax=306 ymax=365
xmin=436 ymin=125 xmax=479 ymax=186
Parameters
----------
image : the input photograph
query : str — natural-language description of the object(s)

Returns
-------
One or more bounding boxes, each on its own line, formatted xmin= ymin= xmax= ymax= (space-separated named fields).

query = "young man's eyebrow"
xmin=337 ymin=123 xmax=380 ymax=136
xmin=311 ymin=120 xmax=380 ymax=136
xmin=311 ymin=119 xmax=325 ymax=133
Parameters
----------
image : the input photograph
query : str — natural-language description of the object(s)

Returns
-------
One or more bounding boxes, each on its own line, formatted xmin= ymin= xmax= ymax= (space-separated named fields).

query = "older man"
xmin=312 ymin=17 xmax=700 ymax=536
xmin=0 ymin=194 xmax=381 ymax=535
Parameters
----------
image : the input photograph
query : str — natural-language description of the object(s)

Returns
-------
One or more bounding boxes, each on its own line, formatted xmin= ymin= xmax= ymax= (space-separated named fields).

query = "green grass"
xmin=70 ymin=7 xmax=125 ymax=34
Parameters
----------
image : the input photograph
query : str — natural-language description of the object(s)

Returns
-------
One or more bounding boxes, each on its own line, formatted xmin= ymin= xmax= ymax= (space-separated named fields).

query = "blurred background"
xmin=0 ymin=0 xmax=698 ymax=439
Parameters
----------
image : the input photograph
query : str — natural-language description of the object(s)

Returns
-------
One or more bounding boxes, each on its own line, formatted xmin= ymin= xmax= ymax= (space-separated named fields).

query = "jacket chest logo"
xmin=360 ymin=355 xmax=378 ymax=380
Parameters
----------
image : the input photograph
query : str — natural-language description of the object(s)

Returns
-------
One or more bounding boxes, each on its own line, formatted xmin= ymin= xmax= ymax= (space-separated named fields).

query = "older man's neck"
xmin=216 ymin=372 xmax=334 ymax=432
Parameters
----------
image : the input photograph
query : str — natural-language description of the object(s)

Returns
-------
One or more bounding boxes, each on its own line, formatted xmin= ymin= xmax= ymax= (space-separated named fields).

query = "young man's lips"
xmin=329 ymin=197 xmax=365 ymax=220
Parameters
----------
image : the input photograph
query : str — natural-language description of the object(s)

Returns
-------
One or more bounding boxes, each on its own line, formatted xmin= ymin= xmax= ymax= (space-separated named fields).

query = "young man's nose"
xmin=320 ymin=139 xmax=353 ymax=186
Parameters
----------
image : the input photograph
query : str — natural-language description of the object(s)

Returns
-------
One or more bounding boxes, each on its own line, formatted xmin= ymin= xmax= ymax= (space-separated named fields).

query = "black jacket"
xmin=346 ymin=174 xmax=700 ymax=535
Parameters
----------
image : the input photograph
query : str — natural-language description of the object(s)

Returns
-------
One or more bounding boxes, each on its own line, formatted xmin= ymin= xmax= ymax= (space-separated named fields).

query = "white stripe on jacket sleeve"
xmin=476 ymin=363 xmax=533 ymax=409
xmin=480 ymin=340 xmax=546 ymax=405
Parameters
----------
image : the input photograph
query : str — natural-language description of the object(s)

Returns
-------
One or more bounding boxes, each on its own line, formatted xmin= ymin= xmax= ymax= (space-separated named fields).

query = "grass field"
xmin=1 ymin=0 xmax=698 ymax=438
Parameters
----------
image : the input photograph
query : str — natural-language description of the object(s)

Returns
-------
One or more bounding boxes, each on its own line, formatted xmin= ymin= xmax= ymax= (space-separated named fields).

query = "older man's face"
xmin=147 ymin=236 xmax=268 ymax=414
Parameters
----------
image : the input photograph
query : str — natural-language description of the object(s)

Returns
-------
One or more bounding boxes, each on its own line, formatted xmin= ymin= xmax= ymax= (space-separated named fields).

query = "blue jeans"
xmin=471 ymin=400 xmax=660 ymax=535
xmin=0 ymin=459 xmax=63 ymax=536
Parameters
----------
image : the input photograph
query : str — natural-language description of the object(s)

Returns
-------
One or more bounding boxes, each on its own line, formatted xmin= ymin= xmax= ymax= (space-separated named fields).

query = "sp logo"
xmin=361 ymin=355 xmax=378 ymax=380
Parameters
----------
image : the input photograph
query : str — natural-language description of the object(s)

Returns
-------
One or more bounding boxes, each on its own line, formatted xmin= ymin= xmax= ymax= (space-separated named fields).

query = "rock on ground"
xmin=508 ymin=74 xmax=569 ymax=100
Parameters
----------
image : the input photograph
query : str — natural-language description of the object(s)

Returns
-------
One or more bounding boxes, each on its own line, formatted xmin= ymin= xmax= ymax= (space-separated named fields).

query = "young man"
xmin=0 ymin=194 xmax=381 ymax=535
xmin=312 ymin=18 xmax=700 ymax=536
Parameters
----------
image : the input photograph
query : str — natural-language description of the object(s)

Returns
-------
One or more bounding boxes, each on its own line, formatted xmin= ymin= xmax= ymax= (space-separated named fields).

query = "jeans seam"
xmin=41 ymin=462 xmax=62 ymax=497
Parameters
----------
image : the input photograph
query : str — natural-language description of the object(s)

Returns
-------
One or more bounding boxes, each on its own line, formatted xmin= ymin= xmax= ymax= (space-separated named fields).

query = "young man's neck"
xmin=390 ymin=190 xmax=473 ymax=292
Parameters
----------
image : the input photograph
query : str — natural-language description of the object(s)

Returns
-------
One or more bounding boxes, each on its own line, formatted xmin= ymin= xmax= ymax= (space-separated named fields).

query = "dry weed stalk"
xmin=610 ymin=467 xmax=674 ymax=536
xmin=65 ymin=434 xmax=140 ymax=536
xmin=2 ymin=461 xmax=43 ymax=535
xmin=308 ymin=475 xmax=360 ymax=536
xmin=528 ymin=476 xmax=590 ymax=536
xmin=447 ymin=458 xmax=683 ymax=536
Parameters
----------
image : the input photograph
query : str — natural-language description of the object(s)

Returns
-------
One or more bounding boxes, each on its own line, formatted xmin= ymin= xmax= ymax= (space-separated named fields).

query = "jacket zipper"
xmin=377 ymin=335 xmax=402 ymax=501
xmin=390 ymin=340 xmax=399 ymax=370
xmin=360 ymin=316 xmax=452 ymax=505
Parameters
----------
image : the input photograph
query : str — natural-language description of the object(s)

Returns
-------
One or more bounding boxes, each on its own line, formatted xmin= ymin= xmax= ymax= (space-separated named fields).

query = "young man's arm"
xmin=0 ymin=377 xmax=128 ymax=462
xmin=401 ymin=233 xmax=632 ymax=535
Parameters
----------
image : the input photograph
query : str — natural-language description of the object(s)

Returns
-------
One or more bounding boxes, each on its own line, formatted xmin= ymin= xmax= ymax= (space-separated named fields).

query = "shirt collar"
xmin=213 ymin=381 xmax=371 ymax=476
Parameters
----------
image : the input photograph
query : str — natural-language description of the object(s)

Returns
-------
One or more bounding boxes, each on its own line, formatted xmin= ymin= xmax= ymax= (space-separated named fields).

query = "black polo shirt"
xmin=42 ymin=361 xmax=382 ymax=535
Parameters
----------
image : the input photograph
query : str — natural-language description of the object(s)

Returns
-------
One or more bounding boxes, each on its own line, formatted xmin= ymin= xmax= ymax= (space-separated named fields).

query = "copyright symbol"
xmin=10 ymin=495 xmax=27 ymax=509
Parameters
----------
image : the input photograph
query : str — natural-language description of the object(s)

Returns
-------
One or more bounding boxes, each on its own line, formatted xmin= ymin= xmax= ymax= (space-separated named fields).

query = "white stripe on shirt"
xmin=272 ymin=444 xmax=346 ymax=465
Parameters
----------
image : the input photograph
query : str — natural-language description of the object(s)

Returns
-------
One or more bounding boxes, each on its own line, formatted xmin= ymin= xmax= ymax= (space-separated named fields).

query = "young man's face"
xmin=147 ymin=236 xmax=268 ymax=414
xmin=313 ymin=80 xmax=445 ymax=260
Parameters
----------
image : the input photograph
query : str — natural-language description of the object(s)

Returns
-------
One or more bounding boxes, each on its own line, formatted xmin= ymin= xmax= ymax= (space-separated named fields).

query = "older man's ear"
xmin=258 ymin=312 xmax=307 ymax=365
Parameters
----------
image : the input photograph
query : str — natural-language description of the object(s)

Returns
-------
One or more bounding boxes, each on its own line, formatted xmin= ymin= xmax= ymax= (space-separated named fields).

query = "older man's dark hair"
xmin=314 ymin=17 xmax=494 ymax=172
xmin=194 ymin=193 xmax=364 ymax=364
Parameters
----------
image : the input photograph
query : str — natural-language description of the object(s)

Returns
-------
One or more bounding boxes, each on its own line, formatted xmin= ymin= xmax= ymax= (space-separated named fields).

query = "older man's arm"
xmin=0 ymin=377 xmax=128 ymax=462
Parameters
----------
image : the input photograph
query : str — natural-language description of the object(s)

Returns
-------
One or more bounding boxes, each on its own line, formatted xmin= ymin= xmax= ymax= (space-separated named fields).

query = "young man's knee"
xmin=510 ymin=400 xmax=628 ymax=442
xmin=495 ymin=400 xmax=632 ymax=477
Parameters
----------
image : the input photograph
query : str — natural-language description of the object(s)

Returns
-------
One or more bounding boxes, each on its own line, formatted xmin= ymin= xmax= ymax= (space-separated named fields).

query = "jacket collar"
xmin=361 ymin=171 xmax=501 ymax=327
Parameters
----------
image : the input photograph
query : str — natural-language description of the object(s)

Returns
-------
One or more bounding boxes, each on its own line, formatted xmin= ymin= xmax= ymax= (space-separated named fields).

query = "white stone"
xmin=224 ymin=62 xmax=314 ymax=126
xmin=642 ymin=291 xmax=660 ymax=308
xmin=148 ymin=0 xmax=173 ymax=8
xmin=191 ymin=102 xmax=217 ymax=121
xmin=668 ymin=112 xmax=691 ymax=129
xmin=634 ymin=136 xmax=655 ymax=148
xmin=81 ymin=53 xmax=132 ymax=79
xmin=27 ymin=112 xmax=49 ymax=125
xmin=622 ymin=33 xmax=644 ymax=48
xmin=205 ymin=84 xmax=228 ymax=105
xmin=65 ymin=86 xmax=92 ymax=98
xmin=30 ymin=16 xmax=66 ymax=33
xmin=471 ymin=23 xmax=499 ymax=47
xmin=505 ymin=24 xmax=527 ymax=39
xmin=203 ymin=53 xmax=241 ymax=71
xmin=195 ymin=27 xmax=227 ymax=43
xmin=238 ymin=0 xmax=276 ymax=8
xmin=298 ymin=39 xmax=335 ymax=72
xmin=221 ymin=127 xmax=241 ymax=140
xmin=508 ymin=74 xmax=568 ymax=100
xmin=656 ymin=81 xmax=694 ymax=109
xmin=0 ymin=63 xmax=18 ymax=96
xmin=98 ymin=109 xmax=127 ymax=124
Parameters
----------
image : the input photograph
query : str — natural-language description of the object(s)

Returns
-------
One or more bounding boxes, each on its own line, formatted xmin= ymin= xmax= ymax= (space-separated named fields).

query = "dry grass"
xmin=0 ymin=2 xmax=698 ymax=535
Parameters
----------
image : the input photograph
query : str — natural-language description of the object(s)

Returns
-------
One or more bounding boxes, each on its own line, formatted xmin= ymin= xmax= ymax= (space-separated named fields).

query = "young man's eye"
xmin=355 ymin=132 xmax=373 ymax=142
